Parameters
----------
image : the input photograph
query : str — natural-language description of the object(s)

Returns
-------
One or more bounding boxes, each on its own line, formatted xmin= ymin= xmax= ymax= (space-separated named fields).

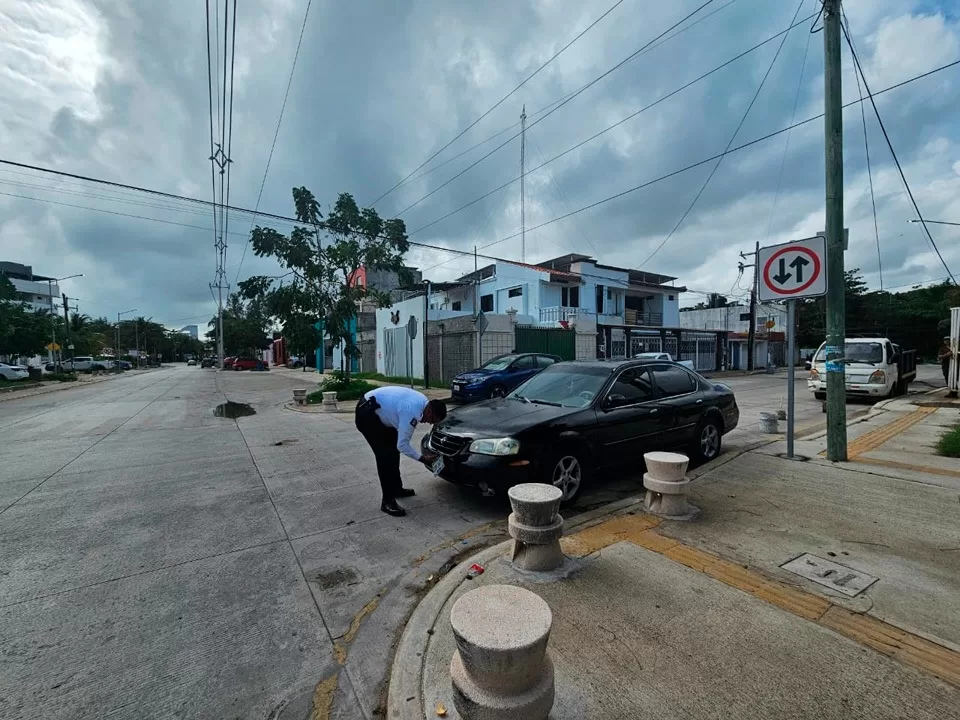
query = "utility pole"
xmin=474 ymin=245 xmax=480 ymax=364
xmin=823 ymin=0 xmax=847 ymax=461
xmin=423 ymin=279 xmax=431 ymax=389
xmin=519 ymin=105 xmax=527 ymax=263
xmin=739 ymin=242 xmax=759 ymax=370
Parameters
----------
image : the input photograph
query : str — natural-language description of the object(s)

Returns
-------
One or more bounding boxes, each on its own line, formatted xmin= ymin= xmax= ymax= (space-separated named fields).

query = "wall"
xmin=679 ymin=304 xmax=788 ymax=333
xmin=374 ymin=295 xmax=471 ymax=379
xmin=569 ymin=261 xmax=627 ymax=316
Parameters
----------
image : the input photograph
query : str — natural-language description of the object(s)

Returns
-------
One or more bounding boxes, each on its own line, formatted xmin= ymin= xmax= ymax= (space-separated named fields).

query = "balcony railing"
xmin=625 ymin=309 xmax=663 ymax=326
xmin=539 ymin=306 xmax=583 ymax=323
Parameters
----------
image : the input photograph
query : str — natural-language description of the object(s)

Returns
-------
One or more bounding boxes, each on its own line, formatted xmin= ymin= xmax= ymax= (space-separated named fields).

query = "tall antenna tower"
xmin=519 ymin=105 xmax=527 ymax=263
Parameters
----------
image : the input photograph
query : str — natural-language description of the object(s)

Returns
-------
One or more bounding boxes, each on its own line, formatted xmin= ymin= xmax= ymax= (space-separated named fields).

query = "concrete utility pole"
xmin=823 ymin=0 xmax=847 ymax=461
xmin=740 ymin=242 xmax=759 ymax=370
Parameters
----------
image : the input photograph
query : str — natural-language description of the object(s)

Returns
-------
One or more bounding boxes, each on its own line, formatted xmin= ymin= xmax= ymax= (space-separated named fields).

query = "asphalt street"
xmin=0 ymin=362 xmax=945 ymax=719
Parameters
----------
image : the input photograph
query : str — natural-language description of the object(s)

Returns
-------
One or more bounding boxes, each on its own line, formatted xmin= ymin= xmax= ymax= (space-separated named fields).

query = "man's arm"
xmin=396 ymin=414 xmax=422 ymax=462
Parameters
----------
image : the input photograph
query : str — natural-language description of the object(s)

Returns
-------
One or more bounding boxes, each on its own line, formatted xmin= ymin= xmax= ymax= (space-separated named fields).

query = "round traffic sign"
xmin=762 ymin=246 xmax=821 ymax=296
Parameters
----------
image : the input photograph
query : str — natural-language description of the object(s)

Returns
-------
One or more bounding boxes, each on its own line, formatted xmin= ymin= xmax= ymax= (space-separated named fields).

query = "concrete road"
xmin=0 ymin=362 xmax=944 ymax=719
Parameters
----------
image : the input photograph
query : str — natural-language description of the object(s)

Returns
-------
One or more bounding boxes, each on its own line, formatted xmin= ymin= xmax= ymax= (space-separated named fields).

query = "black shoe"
xmin=395 ymin=487 xmax=416 ymax=498
xmin=381 ymin=499 xmax=407 ymax=517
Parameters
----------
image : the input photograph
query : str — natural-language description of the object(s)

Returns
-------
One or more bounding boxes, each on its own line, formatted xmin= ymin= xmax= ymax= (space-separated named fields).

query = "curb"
xmin=386 ymin=496 xmax=643 ymax=720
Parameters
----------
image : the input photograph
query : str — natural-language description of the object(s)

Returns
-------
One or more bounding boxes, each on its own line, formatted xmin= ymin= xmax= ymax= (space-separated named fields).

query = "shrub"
xmin=307 ymin=371 xmax=378 ymax=403
xmin=47 ymin=372 xmax=78 ymax=382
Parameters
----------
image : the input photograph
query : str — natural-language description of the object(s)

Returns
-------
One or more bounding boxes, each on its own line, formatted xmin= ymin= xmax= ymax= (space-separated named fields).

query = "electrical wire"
xmin=407 ymin=10 xmax=819 ymax=238
xmin=370 ymin=0 xmax=629 ymax=206
xmin=393 ymin=0 xmax=719 ymax=217
xmin=382 ymin=0 xmax=741 ymax=199
xmin=840 ymin=15 xmax=956 ymax=285
xmin=234 ymin=0 xmax=314 ymax=285
xmin=638 ymin=0 xmax=807 ymax=267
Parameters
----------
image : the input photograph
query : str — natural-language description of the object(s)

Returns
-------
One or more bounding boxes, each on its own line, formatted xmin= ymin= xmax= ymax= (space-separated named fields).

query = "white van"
xmin=808 ymin=338 xmax=916 ymax=400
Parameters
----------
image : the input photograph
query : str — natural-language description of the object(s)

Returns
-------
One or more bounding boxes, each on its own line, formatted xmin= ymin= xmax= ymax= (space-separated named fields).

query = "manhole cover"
xmin=780 ymin=553 xmax=878 ymax=597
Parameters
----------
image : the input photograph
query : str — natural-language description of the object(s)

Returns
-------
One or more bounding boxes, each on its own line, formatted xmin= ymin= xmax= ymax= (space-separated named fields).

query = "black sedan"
xmin=422 ymin=359 xmax=739 ymax=504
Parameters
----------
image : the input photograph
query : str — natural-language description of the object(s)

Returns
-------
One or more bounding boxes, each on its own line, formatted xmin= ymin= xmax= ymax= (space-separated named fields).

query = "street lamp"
xmin=117 ymin=309 xmax=137 ymax=372
xmin=47 ymin=274 xmax=84 ymax=365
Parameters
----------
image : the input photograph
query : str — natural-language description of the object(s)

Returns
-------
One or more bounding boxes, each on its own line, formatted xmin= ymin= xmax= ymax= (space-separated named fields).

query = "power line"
xmin=393 ymin=0 xmax=720 ymax=217
xmin=234 ymin=0 xmax=313 ymax=285
xmin=638 ymin=0 xmax=807 ymax=267
xmin=370 ymin=0 xmax=629 ymax=207
xmin=384 ymin=0 xmax=740 ymax=199
xmin=840 ymin=14 xmax=956 ymax=285
xmin=407 ymin=10 xmax=819 ymax=238
xmin=486 ymin=57 xmax=960 ymax=253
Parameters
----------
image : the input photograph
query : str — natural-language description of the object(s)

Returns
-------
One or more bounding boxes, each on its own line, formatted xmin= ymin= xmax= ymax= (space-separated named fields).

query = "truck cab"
xmin=808 ymin=337 xmax=916 ymax=400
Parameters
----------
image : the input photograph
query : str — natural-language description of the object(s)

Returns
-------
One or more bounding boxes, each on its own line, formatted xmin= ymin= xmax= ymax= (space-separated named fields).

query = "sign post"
xmin=759 ymin=235 xmax=828 ymax=458
xmin=406 ymin=315 xmax=418 ymax=388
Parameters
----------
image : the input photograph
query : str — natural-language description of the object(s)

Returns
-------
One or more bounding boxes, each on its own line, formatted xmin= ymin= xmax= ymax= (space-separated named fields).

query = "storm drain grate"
xmin=780 ymin=553 xmax=878 ymax=597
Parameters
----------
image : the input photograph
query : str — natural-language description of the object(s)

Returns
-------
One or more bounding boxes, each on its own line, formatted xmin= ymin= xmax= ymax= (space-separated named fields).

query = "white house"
xmin=0 ymin=261 xmax=59 ymax=313
xmin=679 ymin=304 xmax=790 ymax=370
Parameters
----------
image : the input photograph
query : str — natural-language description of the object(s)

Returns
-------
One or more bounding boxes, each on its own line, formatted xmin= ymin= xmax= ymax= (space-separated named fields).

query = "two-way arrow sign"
xmin=758 ymin=236 xmax=827 ymax=301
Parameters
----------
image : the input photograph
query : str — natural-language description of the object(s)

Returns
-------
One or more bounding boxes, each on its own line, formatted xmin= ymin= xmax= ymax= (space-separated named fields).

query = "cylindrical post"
xmin=786 ymin=299 xmax=796 ymax=457
xmin=823 ymin=0 xmax=847 ymax=461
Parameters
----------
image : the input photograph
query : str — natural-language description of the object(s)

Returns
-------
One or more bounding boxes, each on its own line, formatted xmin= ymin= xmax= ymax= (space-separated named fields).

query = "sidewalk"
xmin=388 ymin=400 xmax=960 ymax=719
xmin=0 ymin=369 xmax=154 ymax=403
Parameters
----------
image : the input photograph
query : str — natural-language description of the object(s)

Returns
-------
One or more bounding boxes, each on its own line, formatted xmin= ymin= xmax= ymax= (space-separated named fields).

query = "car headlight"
xmin=469 ymin=437 xmax=520 ymax=456
xmin=868 ymin=370 xmax=886 ymax=384
xmin=809 ymin=368 xmax=819 ymax=381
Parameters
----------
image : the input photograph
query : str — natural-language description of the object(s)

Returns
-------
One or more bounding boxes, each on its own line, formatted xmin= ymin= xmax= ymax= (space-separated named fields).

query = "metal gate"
xmin=630 ymin=332 xmax=663 ymax=356
xmin=679 ymin=331 xmax=717 ymax=372
xmin=514 ymin=326 xmax=575 ymax=360
xmin=383 ymin=326 xmax=409 ymax=377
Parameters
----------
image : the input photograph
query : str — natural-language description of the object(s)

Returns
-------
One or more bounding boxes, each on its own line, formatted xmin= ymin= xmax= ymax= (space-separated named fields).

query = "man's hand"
xmin=420 ymin=452 xmax=438 ymax=467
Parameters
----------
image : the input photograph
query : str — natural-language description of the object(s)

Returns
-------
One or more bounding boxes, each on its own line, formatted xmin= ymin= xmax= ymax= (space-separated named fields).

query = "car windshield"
xmin=480 ymin=355 xmax=518 ymax=371
xmin=814 ymin=342 xmax=884 ymax=364
xmin=509 ymin=365 xmax=611 ymax=407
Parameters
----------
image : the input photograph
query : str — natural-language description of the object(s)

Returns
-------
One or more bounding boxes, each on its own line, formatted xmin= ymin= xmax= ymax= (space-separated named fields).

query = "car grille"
xmin=430 ymin=429 xmax=469 ymax=457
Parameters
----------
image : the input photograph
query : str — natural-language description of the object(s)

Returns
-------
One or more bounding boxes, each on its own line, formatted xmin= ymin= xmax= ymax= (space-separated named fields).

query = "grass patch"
xmin=936 ymin=424 xmax=960 ymax=458
xmin=46 ymin=372 xmax=79 ymax=382
xmin=355 ymin=372 xmax=425 ymax=387
xmin=308 ymin=372 xmax=379 ymax=403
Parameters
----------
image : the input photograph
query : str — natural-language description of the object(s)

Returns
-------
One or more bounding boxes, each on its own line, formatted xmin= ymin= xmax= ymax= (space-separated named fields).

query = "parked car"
xmin=222 ymin=356 xmax=237 ymax=370
xmin=451 ymin=353 xmax=561 ymax=402
xmin=66 ymin=356 xmax=109 ymax=371
xmin=633 ymin=352 xmax=695 ymax=372
xmin=0 ymin=363 xmax=30 ymax=381
xmin=424 ymin=359 xmax=739 ymax=504
xmin=201 ymin=357 xmax=216 ymax=368
xmin=187 ymin=358 xmax=197 ymax=366
xmin=287 ymin=357 xmax=304 ymax=368
xmin=808 ymin=337 xmax=917 ymax=400
xmin=232 ymin=356 xmax=266 ymax=371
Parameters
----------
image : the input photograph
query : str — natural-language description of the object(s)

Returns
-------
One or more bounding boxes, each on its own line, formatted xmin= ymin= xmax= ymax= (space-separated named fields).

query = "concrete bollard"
xmin=643 ymin=451 xmax=693 ymax=518
xmin=758 ymin=411 xmax=779 ymax=433
xmin=507 ymin=484 xmax=564 ymax=572
xmin=321 ymin=391 xmax=338 ymax=412
xmin=449 ymin=584 xmax=555 ymax=720
xmin=292 ymin=388 xmax=307 ymax=406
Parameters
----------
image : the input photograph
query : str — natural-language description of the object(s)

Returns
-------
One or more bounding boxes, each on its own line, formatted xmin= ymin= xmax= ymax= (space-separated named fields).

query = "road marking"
xmin=844 ymin=406 xmax=937 ymax=459
xmin=562 ymin=512 xmax=960 ymax=686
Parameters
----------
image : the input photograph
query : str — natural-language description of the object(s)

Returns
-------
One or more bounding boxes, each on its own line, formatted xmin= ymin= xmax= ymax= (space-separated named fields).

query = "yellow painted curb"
xmin=562 ymin=512 xmax=960 ymax=687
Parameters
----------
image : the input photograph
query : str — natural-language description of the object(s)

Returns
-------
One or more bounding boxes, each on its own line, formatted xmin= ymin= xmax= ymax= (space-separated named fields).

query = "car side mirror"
xmin=603 ymin=394 xmax=626 ymax=410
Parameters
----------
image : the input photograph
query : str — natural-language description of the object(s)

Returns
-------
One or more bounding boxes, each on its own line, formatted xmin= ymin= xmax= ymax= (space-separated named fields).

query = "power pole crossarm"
xmin=823 ymin=0 xmax=847 ymax=461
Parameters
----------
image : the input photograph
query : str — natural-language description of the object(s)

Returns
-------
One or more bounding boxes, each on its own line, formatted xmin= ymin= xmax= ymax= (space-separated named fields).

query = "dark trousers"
xmin=355 ymin=402 xmax=402 ymax=501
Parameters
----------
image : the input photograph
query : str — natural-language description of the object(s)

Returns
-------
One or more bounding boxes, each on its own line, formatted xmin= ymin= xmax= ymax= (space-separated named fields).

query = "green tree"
xmin=207 ymin=292 xmax=270 ymax=357
xmin=241 ymin=188 xmax=409 ymax=381
xmin=0 ymin=276 xmax=58 ymax=359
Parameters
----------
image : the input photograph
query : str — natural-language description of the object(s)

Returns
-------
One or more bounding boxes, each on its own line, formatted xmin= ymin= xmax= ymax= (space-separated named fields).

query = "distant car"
xmin=44 ymin=362 xmax=66 ymax=373
xmin=232 ymin=356 xmax=263 ymax=371
xmin=118 ymin=360 xmax=133 ymax=370
xmin=451 ymin=353 xmax=561 ymax=402
xmin=425 ymin=359 xmax=739 ymax=504
xmin=634 ymin=352 xmax=696 ymax=371
xmin=187 ymin=358 xmax=197 ymax=366
xmin=201 ymin=357 xmax=216 ymax=368
xmin=222 ymin=356 xmax=237 ymax=370
xmin=0 ymin=363 xmax=30 ymax=381
xmin=287 ymin=357 xmax=304 ymax=368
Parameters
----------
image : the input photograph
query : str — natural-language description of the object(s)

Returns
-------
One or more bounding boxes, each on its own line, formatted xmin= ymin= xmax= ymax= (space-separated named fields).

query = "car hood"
xmin=453 ymin=369 xmax=495 ymax=382
xmin=438 ymin=398 xmax=580 ymax=437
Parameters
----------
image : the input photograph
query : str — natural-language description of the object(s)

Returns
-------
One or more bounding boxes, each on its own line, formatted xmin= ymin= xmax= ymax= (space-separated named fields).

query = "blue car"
xmin=451 ymin=353 xmax=561 ymax=402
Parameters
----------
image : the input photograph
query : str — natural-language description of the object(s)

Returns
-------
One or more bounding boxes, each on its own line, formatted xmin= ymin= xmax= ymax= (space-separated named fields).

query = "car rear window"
xmin=651 ymin=364 xmax=697 ymax=398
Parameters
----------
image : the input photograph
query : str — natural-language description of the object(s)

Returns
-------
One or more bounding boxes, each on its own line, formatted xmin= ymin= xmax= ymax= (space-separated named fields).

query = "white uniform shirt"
xmin=364 ymin=386 xmax=429 ymax=461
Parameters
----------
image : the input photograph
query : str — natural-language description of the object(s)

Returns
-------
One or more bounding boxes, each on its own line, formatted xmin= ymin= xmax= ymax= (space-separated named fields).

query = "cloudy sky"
xmin=1 ymin=0 xmax=958 ymax=328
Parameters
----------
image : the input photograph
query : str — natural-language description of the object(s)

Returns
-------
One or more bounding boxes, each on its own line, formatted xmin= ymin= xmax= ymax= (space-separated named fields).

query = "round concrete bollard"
xmin=321 ymin=391 xmax=338 ymax=412
xmin=450 ymin=584 xmax=555 ymax=720
xmin=508 ymin=484 xmax=564 ymax=572
xmin=643 ymin=451 xmax=693 ymax=518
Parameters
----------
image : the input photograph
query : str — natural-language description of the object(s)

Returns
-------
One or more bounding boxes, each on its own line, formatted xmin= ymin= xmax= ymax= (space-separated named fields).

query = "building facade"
xmin=1 ymin=261 xmax=58 ymax=313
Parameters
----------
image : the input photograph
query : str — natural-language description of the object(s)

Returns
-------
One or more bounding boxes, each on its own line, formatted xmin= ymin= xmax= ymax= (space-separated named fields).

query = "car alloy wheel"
xmin=700 ymin=422 xmax=721 ymax=460
xmin=551 ymin=455 xmax=582 ymax=502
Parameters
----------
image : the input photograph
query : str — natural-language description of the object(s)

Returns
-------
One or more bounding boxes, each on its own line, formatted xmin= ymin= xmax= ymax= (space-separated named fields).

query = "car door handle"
xmin=696 ymin=399 xmax=703 ymax=405
xmin=649 ymin=408 xmax=658 ymax=414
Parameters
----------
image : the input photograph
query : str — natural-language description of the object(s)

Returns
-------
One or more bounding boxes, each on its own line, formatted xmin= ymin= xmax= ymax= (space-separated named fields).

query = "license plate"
xmin=431 ymin=456 xmax=445 ymax=476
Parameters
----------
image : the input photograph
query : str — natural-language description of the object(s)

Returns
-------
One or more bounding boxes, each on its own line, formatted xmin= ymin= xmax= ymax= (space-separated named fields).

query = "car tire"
xmin=489 ymin=385 xmax=507 ymax=398
xmin=541 ymin=449 xmax=586 ymax=505
xmin=234 ymin=365 xmax=241 ymax=371
xmin=691 ymin=417 xmax=722 ymax=464
xmin=814 ymin=391 xmax=826 ymax=401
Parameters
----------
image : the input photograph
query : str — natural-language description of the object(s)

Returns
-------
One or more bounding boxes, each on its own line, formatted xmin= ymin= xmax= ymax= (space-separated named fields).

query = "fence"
xmin=514 ymin=325 xmax=576 ymax=360
xmin=598 ymin=325 xmax=725 ymax=371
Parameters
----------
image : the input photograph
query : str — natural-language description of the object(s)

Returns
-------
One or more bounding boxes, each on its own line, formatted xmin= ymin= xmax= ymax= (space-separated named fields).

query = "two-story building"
xmin=0 ymin=261 xmax=58 ymax=313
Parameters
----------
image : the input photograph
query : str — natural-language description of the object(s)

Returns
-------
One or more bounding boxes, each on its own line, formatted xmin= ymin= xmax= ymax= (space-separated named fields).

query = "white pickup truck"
xmin=808 ymin=337 xmax=917 ymax=400
xmin=633 ymin=352 xmax=697 ymax=372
